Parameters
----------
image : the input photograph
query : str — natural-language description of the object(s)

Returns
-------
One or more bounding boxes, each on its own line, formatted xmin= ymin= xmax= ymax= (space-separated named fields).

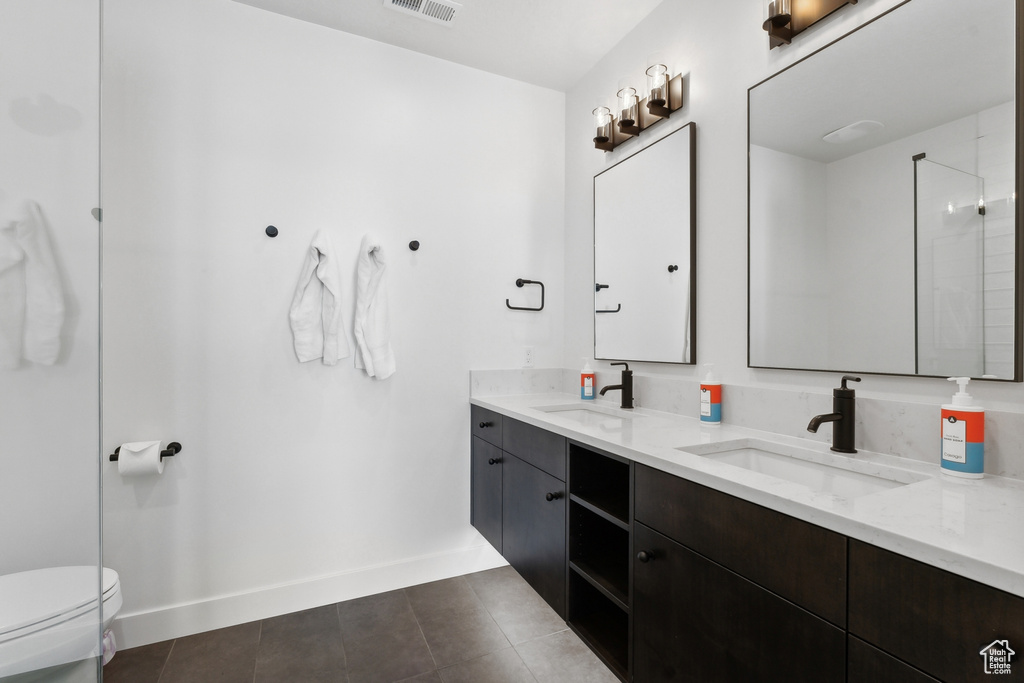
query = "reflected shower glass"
xmin=0 ymin=1 xmax=103 ymax=680
xmin=915 ymin=158 xmax=1006 ymax=377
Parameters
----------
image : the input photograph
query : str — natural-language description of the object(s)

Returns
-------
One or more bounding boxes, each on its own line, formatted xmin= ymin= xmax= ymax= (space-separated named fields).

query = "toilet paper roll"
xmin=117 ymin=440 xmax=165 ymax=476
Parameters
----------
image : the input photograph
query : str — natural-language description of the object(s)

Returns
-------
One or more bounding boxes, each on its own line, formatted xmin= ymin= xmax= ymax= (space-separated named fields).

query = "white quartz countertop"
xmin=471 ymin=393 xmax=1024 ymax=598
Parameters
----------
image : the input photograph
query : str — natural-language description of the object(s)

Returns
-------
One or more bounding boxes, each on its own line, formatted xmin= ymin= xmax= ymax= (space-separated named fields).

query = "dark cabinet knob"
xmin=668 ymin=265 xmax=678 ymax=272
xmin=637 ymin=550 xmax=653 ymax=563
xmin=545 ymin=492 xmax=563 ymax=502
xmin=478 ymin=421 xmax=493 ymax=429
xmin=487 ymin=457 xmax=502 ymax=465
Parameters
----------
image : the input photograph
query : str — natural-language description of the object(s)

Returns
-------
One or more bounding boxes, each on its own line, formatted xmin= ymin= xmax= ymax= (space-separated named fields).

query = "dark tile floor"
xmin=102 ymin=566 xmax=619 ymax=683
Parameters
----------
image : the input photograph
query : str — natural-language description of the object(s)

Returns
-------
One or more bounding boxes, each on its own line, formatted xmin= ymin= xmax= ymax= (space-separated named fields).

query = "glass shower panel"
xmin=0 ymin=1 xmax=102 ymax=681
xmin=915 ymin=159 xmax=986 ymax=377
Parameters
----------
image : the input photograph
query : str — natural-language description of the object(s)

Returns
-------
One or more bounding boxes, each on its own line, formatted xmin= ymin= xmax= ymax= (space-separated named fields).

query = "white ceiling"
xmin=232 ymin=0 xmax=666 ymax=92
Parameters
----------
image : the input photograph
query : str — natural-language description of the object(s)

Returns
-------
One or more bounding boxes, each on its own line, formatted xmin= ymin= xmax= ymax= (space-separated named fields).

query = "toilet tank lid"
xmin=0 ymin=567 xmax=119 ymax=637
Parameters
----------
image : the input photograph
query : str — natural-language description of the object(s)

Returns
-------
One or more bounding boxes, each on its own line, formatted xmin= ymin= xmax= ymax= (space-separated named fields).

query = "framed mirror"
xmin=748 ymin=0 xmax=1022 ymax=380
xmin=594 ymin=123 xmax=696 ymax=364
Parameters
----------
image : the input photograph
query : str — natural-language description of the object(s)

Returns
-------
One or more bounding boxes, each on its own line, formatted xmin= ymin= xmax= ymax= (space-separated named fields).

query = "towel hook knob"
xmin=266 ymin=225 xmax=279 ymax=238
xmin=409 ymin=240 xmax=420 ymax=251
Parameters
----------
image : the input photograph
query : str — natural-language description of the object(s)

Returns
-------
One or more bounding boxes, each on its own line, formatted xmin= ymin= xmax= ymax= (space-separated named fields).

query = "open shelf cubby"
xmin=569 ymin=444 xmax=630 ymax=524
xmin=569 ymin=501 xmax=629 ymax=607
xmin=568 ymin=569 xmax=629 ymax=680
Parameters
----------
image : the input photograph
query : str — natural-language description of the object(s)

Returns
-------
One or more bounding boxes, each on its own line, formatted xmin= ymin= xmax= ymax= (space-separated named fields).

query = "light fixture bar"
xmin=764 ymin=0 xmax=857 ymax=49
xmin=594 ymin=73 xmax=684 ymax=152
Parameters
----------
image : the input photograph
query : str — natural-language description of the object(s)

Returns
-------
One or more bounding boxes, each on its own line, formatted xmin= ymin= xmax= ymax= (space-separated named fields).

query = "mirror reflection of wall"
xmin=748 ymin=0 xmax=1018 ymax=380
xmin=594 ymin=123 xmax=695 ymax=364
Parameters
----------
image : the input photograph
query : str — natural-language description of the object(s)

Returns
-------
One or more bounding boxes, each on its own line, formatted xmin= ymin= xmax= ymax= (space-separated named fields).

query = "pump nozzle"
xmin=702 ymin=363 xmax=717 ymax=383
xmin=947 ymin=377 xmax=973 ymax=406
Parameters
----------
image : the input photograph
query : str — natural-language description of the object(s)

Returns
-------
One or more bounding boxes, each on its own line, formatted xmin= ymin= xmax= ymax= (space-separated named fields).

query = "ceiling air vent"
xmin=384 ymin=0 xmax=461 ymax=26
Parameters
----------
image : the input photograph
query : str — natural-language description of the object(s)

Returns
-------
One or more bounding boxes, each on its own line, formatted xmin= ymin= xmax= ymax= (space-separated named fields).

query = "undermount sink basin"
xmin=679 ymin=439 xmax=928 ymax=499
xmin=534 ymin=403 xmax=637 ymax=426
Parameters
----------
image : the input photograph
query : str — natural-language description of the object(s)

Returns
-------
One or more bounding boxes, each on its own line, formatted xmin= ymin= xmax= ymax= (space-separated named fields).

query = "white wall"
xmin=102 ymin=0 xmax=564 ymax=645
xmin=749 ymin=144 xmax=829 ymax=369
xmin=564 ymin=0 xmax=1024 ymax=413
xmin=0 ymin=0 xmax=100 ymax=576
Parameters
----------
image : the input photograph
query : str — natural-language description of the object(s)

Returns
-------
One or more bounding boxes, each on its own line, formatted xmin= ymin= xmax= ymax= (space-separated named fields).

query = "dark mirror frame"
xmin=594 ymin=123 xmax=698 ymax=365
xmin=746 ymin=0 xmax=1024 ymax=382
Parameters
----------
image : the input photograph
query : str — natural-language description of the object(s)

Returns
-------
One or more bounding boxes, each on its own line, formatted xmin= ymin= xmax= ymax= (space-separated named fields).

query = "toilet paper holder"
xmin=109 ymin=442 xmax=182 ymax=462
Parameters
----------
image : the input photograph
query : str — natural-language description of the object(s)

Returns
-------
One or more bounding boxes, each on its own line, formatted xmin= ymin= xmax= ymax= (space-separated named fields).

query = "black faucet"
xmin=599 ymin=362 xmax=634 ymax=410
xmin=807 ymin=375 xmax=861 ymax=453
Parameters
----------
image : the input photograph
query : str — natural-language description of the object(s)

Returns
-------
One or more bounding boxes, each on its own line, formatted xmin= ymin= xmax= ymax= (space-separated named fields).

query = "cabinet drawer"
xmin=848 ymin=636 xmax=940 ymax=683
xmin=633 ymin=522 xmax=845 ymax=683
xmin=849 ymin=539 xmax=1024 ymax=683
xmin=634 ymin=464 xmax=846 ymax=626
xmin=471 ymin=405 xmax=503 ymax=448
xmin=503 ymin=418 xmax=566 ymax=481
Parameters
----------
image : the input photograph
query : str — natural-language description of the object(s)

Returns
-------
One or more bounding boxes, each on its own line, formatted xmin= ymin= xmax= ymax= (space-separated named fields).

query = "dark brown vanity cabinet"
xmin=472 ymin=410 xmax=1024 ymax=683
xmin=849 ymin=540 xmax=1024 ymax=683
xmin=469 ymin=406 xmax=567 ymax=617
xmin=633 ymin=464 xmax=846 ymax=683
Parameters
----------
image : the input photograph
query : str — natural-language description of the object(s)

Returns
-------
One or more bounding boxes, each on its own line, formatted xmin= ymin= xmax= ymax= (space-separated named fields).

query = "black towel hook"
xmin=506 ymin=279 xmax=544 ymax=312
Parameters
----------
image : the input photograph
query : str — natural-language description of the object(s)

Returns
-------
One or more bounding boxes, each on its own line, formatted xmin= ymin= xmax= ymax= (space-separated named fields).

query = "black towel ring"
xmin=506 ymin=279 xmax=544 ymax=312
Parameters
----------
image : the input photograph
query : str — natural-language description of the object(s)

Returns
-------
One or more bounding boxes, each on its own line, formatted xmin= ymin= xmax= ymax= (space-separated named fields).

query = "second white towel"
xmin=353 ymin=233 xmax=395 ymax=380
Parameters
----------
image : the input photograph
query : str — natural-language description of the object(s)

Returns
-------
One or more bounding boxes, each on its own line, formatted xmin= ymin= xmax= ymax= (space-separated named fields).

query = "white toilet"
xmin=0 ymin=566 xmax=122 ymax=682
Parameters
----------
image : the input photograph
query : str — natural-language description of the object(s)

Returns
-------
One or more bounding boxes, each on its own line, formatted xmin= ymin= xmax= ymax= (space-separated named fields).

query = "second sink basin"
xmin=679 ymin=438 xmax=928 ymax=499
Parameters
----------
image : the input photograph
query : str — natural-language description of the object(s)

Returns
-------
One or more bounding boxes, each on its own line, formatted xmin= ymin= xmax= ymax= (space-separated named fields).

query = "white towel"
xmin=289 ymin=230 xmax=350 ymax=365
xmin=353 ymin=234 xmax=395 ymax=379
xmin=0 ymin=202 xmax=65 ymax=369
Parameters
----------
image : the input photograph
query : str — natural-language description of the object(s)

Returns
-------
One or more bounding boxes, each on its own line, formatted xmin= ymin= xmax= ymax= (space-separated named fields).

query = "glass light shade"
xmin=617 ymin=87 xmax=638 ymax=127
xmin=646 ymin=64 xmax=669 ymax=107
xmin=593 ymin=106 xmax=612 ymax=143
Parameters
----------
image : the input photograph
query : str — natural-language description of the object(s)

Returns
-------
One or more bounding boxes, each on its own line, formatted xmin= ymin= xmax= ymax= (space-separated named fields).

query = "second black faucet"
xmin=807 ymin=375 xmax=861 ymax=453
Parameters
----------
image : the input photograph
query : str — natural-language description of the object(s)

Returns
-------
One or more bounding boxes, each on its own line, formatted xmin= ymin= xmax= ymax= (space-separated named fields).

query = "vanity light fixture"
xmin=764 ymin=0 xmax=858 ymax=49
xmin=593 ymin=70 xmax=685 ymax=152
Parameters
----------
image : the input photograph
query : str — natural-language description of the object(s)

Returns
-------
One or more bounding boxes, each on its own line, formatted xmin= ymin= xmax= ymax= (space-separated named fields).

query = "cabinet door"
xmin=633 ymin=522 xmax=845 ymax=683
xmin=503 ymin=453 xmax=566 ymax=617
xmin=471 ymin=436 xmax=503 ymax=553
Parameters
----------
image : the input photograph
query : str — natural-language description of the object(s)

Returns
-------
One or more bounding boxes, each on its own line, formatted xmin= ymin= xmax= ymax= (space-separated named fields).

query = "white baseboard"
xmin=110 ymin=544 xmax=507 ymax=650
